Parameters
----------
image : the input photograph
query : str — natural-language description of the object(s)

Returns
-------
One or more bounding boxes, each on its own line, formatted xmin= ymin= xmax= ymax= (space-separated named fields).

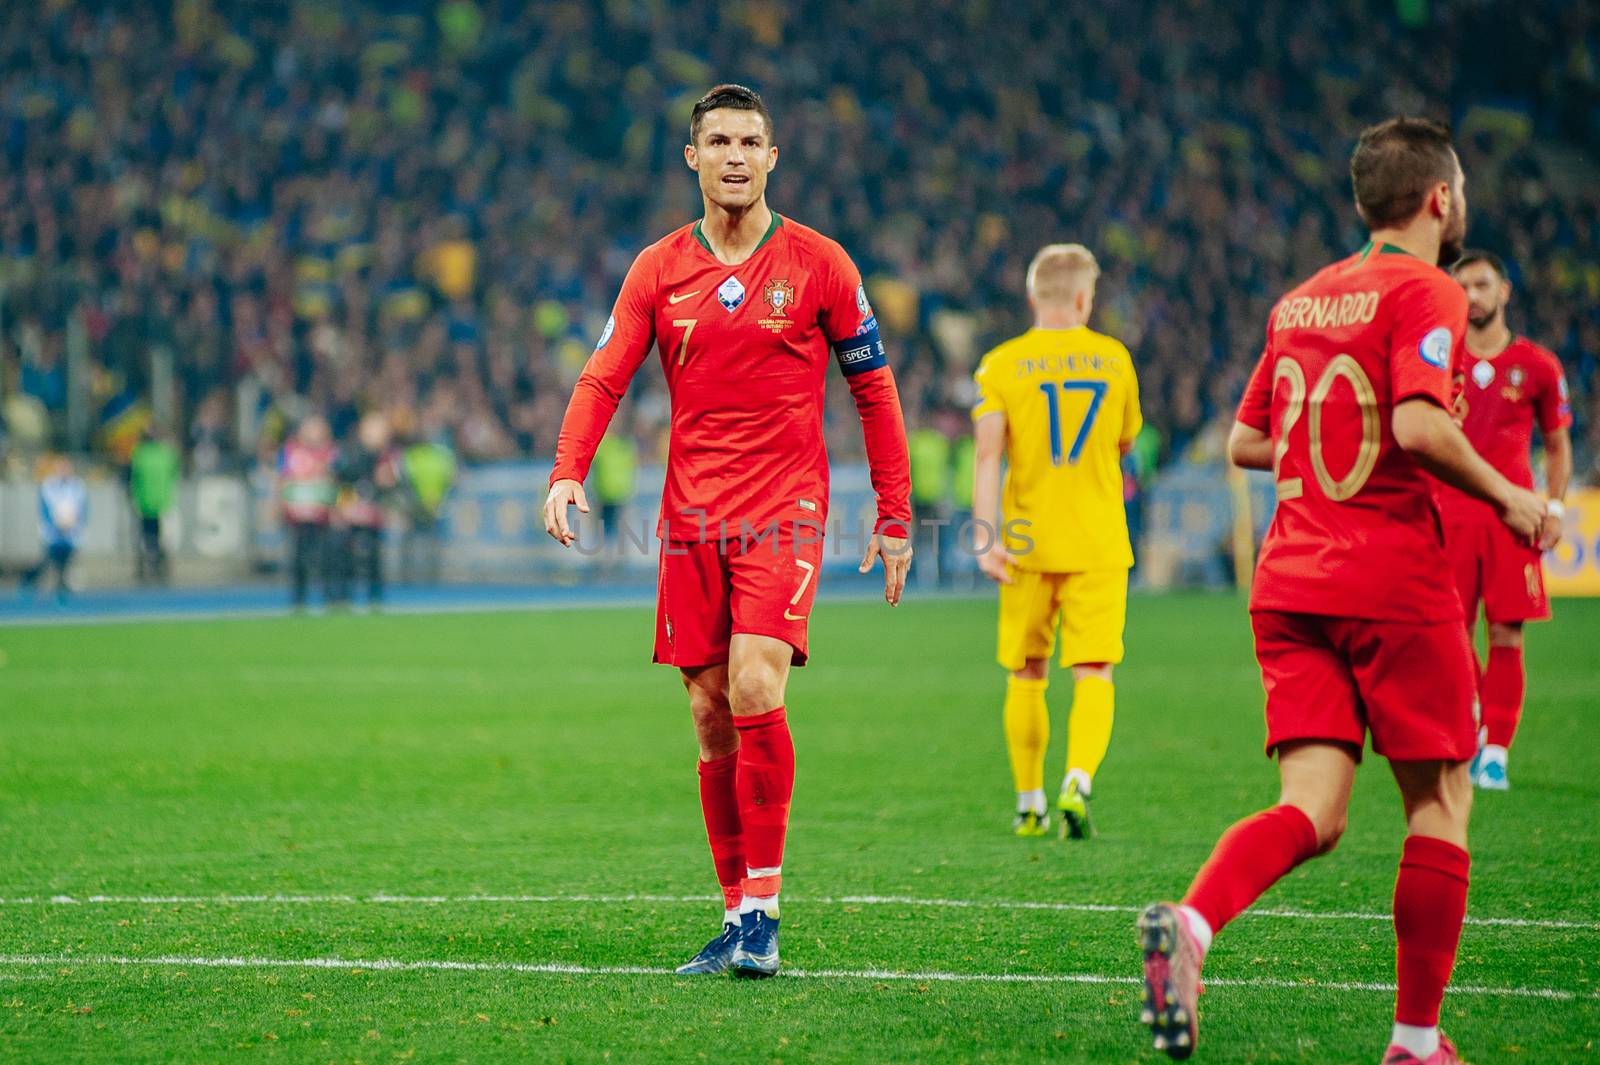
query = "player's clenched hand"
xmin=977 ymin=543 xmax=1015 ymax=585
xmin=1497 ymin=486 xmax=1546 ymax=547
xmin=860 ymin=533 xmax=911 ymax=607
xmin=542 ymin=478 xmax=589 ymax=546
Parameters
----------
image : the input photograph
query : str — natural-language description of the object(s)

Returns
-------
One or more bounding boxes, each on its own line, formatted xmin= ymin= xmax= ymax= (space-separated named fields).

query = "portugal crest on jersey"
xmin=1503 ymin=365 xmax=1526 ymax=402
xmin=762 ymin=279 xmax=795 ymax=317
xmin=757 ymin=279 xmax=797 ymax=333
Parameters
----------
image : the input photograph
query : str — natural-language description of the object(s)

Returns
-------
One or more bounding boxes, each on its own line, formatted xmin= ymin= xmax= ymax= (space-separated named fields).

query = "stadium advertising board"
xmin=1544 ymin=487 xmax=1600 ymax=597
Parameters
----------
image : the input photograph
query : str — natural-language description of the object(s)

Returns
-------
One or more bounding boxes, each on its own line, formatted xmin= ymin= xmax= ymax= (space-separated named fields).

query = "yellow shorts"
xmin=996 ymin=568 xmax=1128 ymax=670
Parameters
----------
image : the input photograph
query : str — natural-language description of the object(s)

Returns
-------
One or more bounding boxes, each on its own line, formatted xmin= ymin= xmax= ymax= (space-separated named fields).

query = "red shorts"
xmin=1445 ymin=513 xmax=1549 ymax=624
xmin=653 ymin=527 xmax=825 ymax=669
xmin=1251 ymin=611 xmax=1476 ymax=763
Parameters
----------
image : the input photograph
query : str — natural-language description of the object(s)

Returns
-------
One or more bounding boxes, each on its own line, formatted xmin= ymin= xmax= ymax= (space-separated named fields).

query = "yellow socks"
xmin=1009 ymin=672 xmax=1115 ymax=803
xmin=1065 ymin=674 xmax=1115 ymax=788
xmin=1004 ymin=676 xmax=1050 ymax=795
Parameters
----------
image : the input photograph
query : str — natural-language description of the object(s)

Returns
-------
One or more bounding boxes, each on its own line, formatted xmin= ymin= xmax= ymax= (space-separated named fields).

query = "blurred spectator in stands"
xmin=278 ymin=415 xmax=337 ymax=611
xmin=0 ymin=0 xmax=1592 ymax=480
xmin=1 ymin=394 xmax=50 ymax=475
xmin=189 ymin=389 xmax=234 ymax=476
xmin=332 ymin=412 xmax=398 ymax=609
xmin=17 ymin=322 xmax=65 ymax=417
xmin=400 ymin=425 xmax=457 ymax=585
xmin=20 ymin=456 xmax=87 ymax=605
xmin=129 ymin=426 xmax=181 ymax=585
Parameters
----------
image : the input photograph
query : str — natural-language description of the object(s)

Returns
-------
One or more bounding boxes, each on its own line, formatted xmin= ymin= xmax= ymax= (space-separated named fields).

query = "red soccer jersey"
xmin=551 ymin=213 xmax=911 ymax=541
xmin=279 ymin=441 xmax=336 ymax=524
xmin=1436 ymin=336 xmax=1571 ymax=522
xmin=1238 ymin=243 xmax=1468 ymax=623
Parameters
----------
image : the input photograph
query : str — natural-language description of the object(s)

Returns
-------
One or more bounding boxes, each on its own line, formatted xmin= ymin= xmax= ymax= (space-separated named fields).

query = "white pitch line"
xmin=3 ymin=892 xmax=1595 ymax=932
xmin=0 ymin=953 xmax=1584 ymax=1001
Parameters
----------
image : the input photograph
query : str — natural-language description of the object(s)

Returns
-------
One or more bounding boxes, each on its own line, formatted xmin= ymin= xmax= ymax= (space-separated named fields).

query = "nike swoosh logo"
xmin=668 ymin=290 xmax=701 ymax=305
xmin=783 ymin=609 xmax=808 ymax=621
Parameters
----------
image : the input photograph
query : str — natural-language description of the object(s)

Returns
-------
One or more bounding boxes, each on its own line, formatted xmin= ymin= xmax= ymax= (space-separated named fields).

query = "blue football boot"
xmin=729 ymin=908 xmax=780 ymax=978
xmin=674 ymin=920 xmax=741 ymax=975
xmin=1474 ymin=755 xmax=1510 ymax=791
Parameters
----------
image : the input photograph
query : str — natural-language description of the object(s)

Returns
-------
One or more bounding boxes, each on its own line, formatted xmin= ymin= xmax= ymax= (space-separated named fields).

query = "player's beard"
xmin=1438 ymin=200 xmax=1467 ymax=267
xmin=1468 ymin=306 xmax=1500 ymax=330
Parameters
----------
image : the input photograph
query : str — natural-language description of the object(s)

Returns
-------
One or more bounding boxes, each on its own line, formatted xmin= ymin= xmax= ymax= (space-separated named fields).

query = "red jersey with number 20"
xmin=1238 ymin=244 xmax=1468 ymax=623
xmin=551 ymin=214 xmax=911 ymax=541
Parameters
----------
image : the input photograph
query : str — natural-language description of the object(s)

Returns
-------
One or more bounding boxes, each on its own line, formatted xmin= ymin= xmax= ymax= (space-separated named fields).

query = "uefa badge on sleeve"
xmin=1419 ymin=326 xmax=1452 ymax=370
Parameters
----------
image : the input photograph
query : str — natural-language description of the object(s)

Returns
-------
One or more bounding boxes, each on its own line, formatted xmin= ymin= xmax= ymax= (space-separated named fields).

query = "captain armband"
xmin=831 ymin=317 xmax=888 ymax=376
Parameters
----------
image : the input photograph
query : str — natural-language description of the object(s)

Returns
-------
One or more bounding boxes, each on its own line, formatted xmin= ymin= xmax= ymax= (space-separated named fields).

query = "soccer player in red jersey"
xmin=1135 ymin=118 xmax=1546 ymax=1063
xmin=542 ymin=85 xmax=913 ymax=978
xmin=1439 ymin=251 xmax=1571 ymax=791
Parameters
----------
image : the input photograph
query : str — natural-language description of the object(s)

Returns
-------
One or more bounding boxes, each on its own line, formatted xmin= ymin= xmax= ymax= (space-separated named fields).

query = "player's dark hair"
xmin=1349 ymin=117 xmax=1458 ymax=230
xmin=690 ymin=84 xmax=774 ymax=145
xmin=1451 ymin=249 xmax=1508 ymax=280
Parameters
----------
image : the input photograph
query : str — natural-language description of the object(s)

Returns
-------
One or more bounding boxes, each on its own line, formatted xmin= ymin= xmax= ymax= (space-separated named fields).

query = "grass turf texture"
xmin=0 ymin=593 xmax=1595 ymax=1063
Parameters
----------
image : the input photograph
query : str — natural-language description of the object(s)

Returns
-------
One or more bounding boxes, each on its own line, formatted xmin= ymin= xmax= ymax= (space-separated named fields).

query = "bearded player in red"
xmin=1440 ymin=251 xmax=1571 ymax=791
xmin=1135 ymin=118 xmax=1547 ymax=1063
xmin=543 ymin=85 xmax=912 ymax=979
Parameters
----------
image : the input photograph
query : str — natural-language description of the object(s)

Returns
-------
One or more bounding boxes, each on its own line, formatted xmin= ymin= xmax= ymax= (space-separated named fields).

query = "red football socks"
xmin=1480 ymin=644 xmax=1526 ymax=749
xmin=1181 ymin=804 xmax=1319 ymax=935
xmin=696 ymin=751 xmax=744 ymax=911
xmin=733 ymin=706 xmax=794 ymax=899
xmin=1393 ymin=835 xmax=1470 ymax=1026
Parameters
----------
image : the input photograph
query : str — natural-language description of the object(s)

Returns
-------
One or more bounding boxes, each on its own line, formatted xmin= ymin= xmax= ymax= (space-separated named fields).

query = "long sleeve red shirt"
xmin=551 ymin=214 xmax=911 ymax=541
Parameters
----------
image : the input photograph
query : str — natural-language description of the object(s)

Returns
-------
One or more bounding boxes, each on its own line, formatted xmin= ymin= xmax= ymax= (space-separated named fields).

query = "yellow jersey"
xmin=971 ymin=326 xmax=1142 ymax=572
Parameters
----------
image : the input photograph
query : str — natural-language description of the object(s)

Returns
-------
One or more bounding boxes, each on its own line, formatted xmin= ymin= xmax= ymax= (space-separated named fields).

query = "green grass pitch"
xmin=1 ymin=592 xmax=1596 ymax=1063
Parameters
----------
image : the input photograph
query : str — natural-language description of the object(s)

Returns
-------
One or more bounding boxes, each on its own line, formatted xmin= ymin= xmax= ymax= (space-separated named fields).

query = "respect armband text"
xmin=831 ymin=317 xmax=888 ymax=376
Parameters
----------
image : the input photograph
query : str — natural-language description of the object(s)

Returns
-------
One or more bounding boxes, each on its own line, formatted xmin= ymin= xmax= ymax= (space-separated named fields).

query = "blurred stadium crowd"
xmin=1 ymin=0 xmax=1597 ymax=483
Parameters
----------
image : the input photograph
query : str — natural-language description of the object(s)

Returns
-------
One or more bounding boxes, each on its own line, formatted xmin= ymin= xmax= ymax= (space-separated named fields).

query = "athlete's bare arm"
xmin=1544 ymin=426 xmax=1572 ymax=503
xmin=1541 ymin=425 xmax=1571 ymax=549
xmin=972 ymin=411 xmax=1013 ymax=584
xmin=1392 ymin=398 xmax=1544 ymax=541
xmin=1227 ymin=422 xmax=1273 ymax=471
